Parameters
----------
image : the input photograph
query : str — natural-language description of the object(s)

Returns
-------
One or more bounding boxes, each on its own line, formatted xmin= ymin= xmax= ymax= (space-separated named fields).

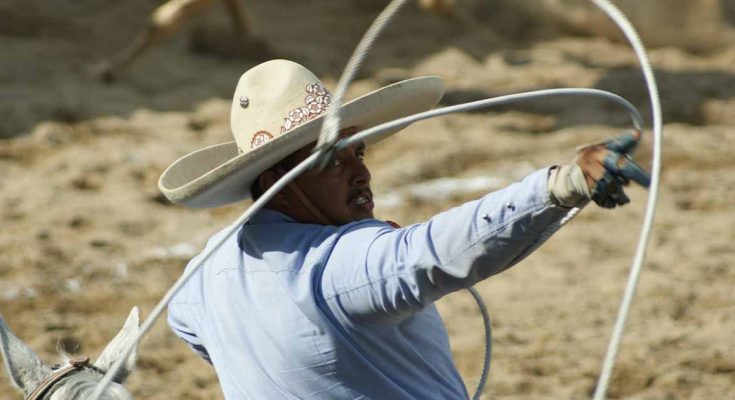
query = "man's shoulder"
xmin=339 ymin=218 xmax=398 ymax=234
xmin=330 ymin=218 xmax=400 ymax=250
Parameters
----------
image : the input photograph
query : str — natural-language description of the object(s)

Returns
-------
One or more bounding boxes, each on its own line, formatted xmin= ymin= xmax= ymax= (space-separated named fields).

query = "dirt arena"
xmin=1 ymin=0 xmax=734 ymax=398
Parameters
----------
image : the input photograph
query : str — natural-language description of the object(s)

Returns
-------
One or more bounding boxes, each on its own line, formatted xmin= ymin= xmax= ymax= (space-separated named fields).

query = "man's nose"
xmin=350 ymin=157 xmax=371 ymax=187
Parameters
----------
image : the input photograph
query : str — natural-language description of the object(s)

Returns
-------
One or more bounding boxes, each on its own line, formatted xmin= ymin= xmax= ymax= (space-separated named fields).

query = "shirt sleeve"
xmin=321 ymin=167 xmax=574 ymax=325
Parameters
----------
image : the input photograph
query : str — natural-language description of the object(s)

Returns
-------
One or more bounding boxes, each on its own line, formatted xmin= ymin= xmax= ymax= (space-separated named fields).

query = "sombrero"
xmin=158 ymin=59 xmax=444 ymax=208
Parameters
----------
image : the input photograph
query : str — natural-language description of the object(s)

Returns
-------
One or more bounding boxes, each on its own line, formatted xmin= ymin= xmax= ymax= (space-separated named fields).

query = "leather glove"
xmin=574 ymin=130 xmax=651 ymax=208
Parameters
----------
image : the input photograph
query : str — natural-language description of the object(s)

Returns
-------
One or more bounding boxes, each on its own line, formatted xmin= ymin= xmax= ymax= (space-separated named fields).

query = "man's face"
xmin=281 ymin=136 xmax=374 ymax=226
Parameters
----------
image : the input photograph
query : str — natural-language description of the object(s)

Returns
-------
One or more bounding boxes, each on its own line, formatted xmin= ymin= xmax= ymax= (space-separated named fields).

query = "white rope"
xmin=315 ymin=0 xmax=408 ymax=167
xmin=333 ymin=0 xmax=664 ymax=395
xmin=93 ymin=2 xmax=411 ymax=397
xmin=89 ymin=89 xmax=641 ymax=400
xmin=467 ymin=287 xmax=492 ymax=400
xmin=307 ymin=87 xmax=643 ymax=399
xmin=92 ymin=4 xmax=411 ymax=396
xmin=89 ymin=152 xmax=322 ymax=400
xmin=338 ymin=88 xmax=642 ymax=149
xmin=589 ymin=0 xmax=663 ymax=398
xmin=91 ymin=1 xmax=661 ymax=398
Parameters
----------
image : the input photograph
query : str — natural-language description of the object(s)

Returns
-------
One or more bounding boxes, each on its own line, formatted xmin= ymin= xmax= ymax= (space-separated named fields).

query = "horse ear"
xmin=0 ymin=314 xmax=52 ymax=395
xmin=94 ymin=307 xmax=139 ymax=383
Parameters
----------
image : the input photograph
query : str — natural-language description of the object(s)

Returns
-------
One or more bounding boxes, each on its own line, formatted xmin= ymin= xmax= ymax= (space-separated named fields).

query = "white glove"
xmin=548 ymin=164 xmax=591 ymax=208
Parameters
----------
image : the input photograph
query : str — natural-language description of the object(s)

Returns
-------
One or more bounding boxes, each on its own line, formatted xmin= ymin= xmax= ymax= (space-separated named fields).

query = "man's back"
xmin=168 ymin=209 xmax=469 ymax=399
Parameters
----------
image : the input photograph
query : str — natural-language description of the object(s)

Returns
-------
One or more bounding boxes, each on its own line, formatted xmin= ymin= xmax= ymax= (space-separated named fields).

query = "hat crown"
xmin=230 ymin=60 xmax=332 ymax=154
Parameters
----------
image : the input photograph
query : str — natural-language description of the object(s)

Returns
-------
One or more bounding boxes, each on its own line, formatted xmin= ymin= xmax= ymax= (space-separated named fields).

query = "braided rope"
xmin=91 ymin=1 xmax=661 ymax=398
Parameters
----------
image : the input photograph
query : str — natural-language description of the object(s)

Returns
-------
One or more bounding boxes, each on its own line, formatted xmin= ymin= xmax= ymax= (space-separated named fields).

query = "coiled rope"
xmin=91 ymin=1 xmax=662 ymax=399
xmin=321 ymin=1 xmax=662 ymax=398
xmin=331 ymin=88 xmax=644 ymax=400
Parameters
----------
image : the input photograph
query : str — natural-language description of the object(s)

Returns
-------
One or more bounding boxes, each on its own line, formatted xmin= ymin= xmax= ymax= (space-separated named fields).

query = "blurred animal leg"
xmin=96 ymin=0 xmax=217 ymax=82
xmin=190 ymin=0 xmax=273 ymax=59
xmin=222 ymin=0 xmax=252 ymax=36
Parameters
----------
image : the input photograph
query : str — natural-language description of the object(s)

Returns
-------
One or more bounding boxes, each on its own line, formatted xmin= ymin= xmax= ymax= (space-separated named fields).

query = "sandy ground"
xmin=1 ymin=0 xmax=734 ymax=398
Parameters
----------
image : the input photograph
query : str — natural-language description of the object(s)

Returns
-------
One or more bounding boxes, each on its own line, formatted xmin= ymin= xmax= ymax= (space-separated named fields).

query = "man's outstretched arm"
xmin=322 ymin=132 xmax=649 ymax=325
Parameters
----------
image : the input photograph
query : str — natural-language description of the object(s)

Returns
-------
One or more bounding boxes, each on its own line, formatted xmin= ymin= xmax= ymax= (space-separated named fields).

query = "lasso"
xmin=91 ymin=1 xmax=662 ymax=398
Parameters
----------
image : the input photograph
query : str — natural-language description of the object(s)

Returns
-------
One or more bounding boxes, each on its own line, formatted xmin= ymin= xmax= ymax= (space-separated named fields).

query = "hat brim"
xmin=158 ymin=76 xmax=443 ymax=208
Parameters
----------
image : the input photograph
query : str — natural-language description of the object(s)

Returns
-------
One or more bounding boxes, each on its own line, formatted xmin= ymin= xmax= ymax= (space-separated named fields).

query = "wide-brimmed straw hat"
xmin=158 ymin=59 xmax=443 ymax=208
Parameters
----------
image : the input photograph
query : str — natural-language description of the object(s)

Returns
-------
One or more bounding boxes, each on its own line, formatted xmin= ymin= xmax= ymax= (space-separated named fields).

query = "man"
xmin=159 ymin=59 xmax=648 ymax=399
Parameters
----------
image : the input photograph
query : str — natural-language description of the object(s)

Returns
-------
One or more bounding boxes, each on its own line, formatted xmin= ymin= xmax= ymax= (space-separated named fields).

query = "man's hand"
xmin=574 ymin=130 xmax=651 ymax=208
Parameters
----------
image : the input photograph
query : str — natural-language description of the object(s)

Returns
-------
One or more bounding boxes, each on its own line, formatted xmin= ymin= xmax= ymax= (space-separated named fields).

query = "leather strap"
xmin=272 ymin=165 xmax=335 ymax=226
xmin=27 ymin=357 xmax=95 ymax=400
xmin=286 ymin=180 xmax=335 ymax=226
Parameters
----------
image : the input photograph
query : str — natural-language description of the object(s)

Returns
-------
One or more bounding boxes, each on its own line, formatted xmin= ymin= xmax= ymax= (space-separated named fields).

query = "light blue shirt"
xmin=168 ymin=168 xmax=571 ymax=399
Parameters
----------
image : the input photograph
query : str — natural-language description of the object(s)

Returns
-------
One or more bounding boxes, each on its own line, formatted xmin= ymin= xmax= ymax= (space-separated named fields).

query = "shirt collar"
xmin=249 ymin=208 xmax=296 ymax=225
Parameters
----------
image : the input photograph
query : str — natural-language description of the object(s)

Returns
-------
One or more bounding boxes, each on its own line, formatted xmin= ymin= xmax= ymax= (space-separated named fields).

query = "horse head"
xmin=0 ymin=307 xmax=139 ymax=400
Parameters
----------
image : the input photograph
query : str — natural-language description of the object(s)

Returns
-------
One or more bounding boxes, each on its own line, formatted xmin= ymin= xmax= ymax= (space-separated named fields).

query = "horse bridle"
xmin=27 ymin=356 xmax=104 ymax=400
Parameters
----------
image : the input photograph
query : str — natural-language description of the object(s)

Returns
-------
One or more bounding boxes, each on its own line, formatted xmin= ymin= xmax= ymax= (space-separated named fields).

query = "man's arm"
xmin=322 ymin=167 xmax=569 ymax=325
xmin=321 ymin=131 xmax=649 ymax=325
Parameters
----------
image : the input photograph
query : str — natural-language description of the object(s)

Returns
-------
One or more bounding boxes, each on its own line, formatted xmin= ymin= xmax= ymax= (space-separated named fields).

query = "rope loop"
xmin=91 ymin=2 xmax=662 ymax=399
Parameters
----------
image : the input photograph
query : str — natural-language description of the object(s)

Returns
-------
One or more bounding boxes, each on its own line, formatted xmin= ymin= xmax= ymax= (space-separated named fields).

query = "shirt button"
xmin=506 ymin=202 xmax=515 ymax=211
xmin=482 ymin=213 xmax=491 ymax=222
